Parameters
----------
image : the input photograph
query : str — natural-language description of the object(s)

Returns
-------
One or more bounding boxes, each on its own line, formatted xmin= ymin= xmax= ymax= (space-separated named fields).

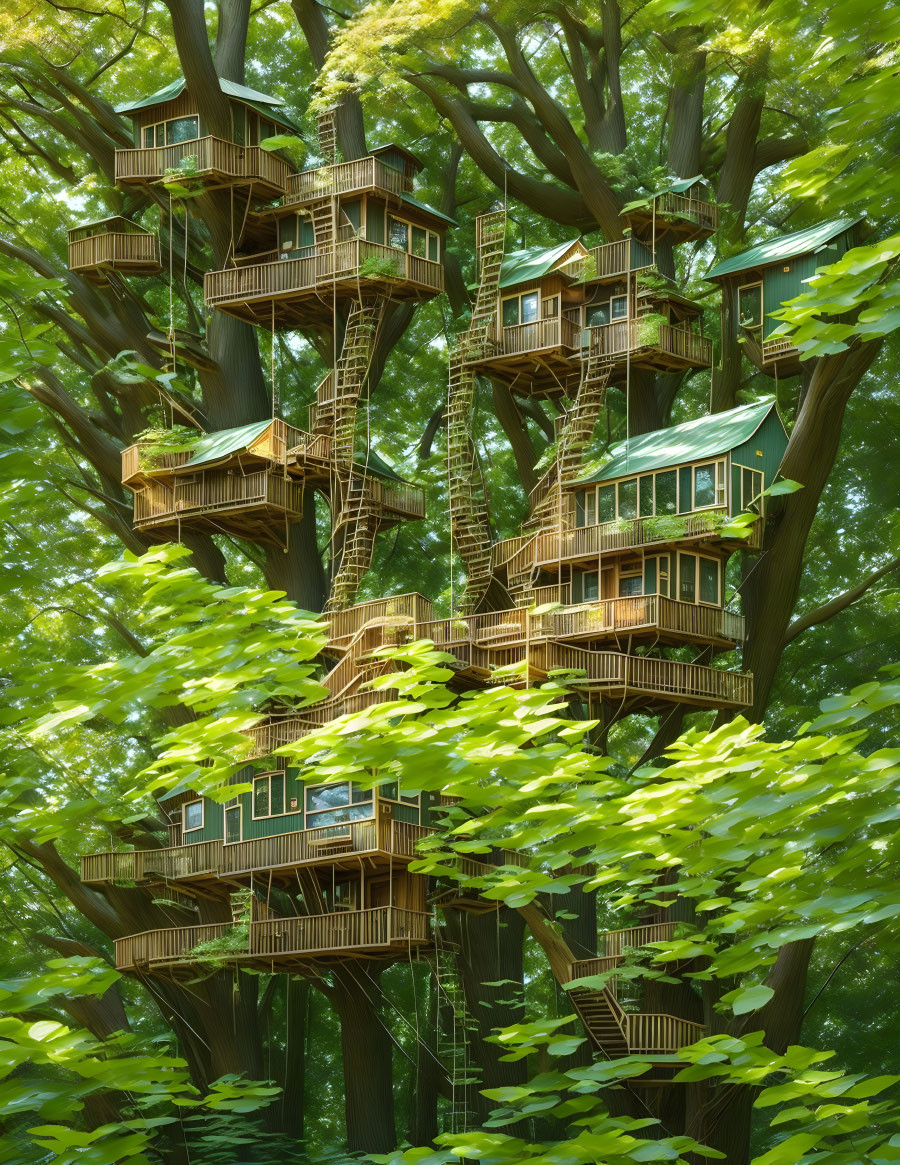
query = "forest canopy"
xmin=0 ymin=0 xmax=898 ymax=1163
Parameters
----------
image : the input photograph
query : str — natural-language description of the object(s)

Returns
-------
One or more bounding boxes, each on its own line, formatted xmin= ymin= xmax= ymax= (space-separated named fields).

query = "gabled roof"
xmin=496 ymin=239 xmax=584 ymax=289
xmin=188 ymin=419 xmax=272 ymax=467
xmin=662 ymin=175 xmax=706 ymax=195
xmin=574 ymin=398 xmax=782 ymax=484
xmin=369 ymin=143 xmax=424 ymax=172
xmin=400 ymin=193 xmax=458 ymax=228
xmin=706 ymin=217 xmax=864 ymax=281
xmin=116 ymin=76 xmax=301 ymax=134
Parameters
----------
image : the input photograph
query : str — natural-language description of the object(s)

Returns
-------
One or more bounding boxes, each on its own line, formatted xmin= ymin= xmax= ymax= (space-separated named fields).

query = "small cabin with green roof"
xmin=464 ymin=238 xmax=589 ymax=395
xmin=621 ymin=176 xmax=718 ymax=245
xmin=115 ymin=76 xmax=301 ymax=199
xmin=706 ymin=217 xmax=865 ymax=370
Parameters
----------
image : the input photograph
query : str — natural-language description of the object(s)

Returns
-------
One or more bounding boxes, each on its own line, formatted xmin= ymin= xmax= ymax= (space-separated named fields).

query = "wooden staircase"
xmin=569 ymin=985 xmax=629 ymax=1058
xmin=448 ymin=210 xmax=506 ymax=613
xmin=330 ymin=297 xmax=385 ymax=466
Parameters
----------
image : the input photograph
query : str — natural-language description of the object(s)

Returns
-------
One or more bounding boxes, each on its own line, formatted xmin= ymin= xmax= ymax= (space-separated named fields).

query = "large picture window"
xmin=575 ymin=461 xmax=725 ymax=528
xmin=740 ymin=466 xmax=764 ymax=511
xmin=142 ymin=116 xmax=199 ymax=149
xmin=502 ymin=291 xmax=539 ymax=327
xmin=388 ymin=216 xmax=440 ymax=262
xmin=305 ymin=782 xmax=374 ymax=829
xmin=738 ymin=283 xmax=763 ymax=330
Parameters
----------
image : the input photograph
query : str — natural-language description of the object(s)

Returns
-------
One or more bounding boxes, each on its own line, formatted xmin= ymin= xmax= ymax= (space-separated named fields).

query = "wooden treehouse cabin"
xmin=67 ymin=217 xmax=161 ymax=281
xmin=461 ymin=239 xmax=589 ymax=397
xmin=115 ymin=76 xmax=300 ymax=199
xmin=706 ymin=216 xmax=865 ymax=374
xmin=203 ymin=144 xmax=454 ymax=328
xmin=621 ymin=176 xmax=718 ymax=246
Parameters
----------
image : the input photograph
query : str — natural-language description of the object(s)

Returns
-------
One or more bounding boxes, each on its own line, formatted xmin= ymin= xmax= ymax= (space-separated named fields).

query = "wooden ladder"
xmin=326 ymin=488 xmax=383 ymax=612
xmin=448 ymin=209 xmax=507 ymax=613
xmin=317 ymin=107 xmax=338 ymax=165
xmin=310 ymin=198 xmax=337 ymax=249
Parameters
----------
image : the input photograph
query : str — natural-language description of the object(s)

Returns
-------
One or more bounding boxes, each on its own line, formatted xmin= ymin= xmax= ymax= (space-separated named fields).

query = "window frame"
xmin=304 ymin=780 xmax=375 ymax=828
xmin=574 ymin=458 xmax=727 ymax=527
xmin=141 ymin=115 xmax=200 ymax=149
xmin=224 ymin=801 xmax=242 ymax=846
xmin=251 ymin=771 xmax=289 ymax=821
xmin=183 ymin=799 xmax=204 ymax=833
xmin=501 ymin=290 xmax=540 ymax=328
xmin=737 ymin=281 xmax=763 ymax=331
xmin=738 ymin=465 xmax=764 ymax=512
xmin=386 ymin=215 xmax=440 ymax=262
xmin=698 ymin=556 xmax=722 ymax=607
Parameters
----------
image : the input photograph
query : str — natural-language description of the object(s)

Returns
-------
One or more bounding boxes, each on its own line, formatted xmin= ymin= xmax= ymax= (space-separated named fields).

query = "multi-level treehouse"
xmin=115 ymin=76 xmax=301 ymax=199
xmin=707 ymin=215 xmax=864 ymax=372
xmin=203 ymin=142 xmax=454 ymax=328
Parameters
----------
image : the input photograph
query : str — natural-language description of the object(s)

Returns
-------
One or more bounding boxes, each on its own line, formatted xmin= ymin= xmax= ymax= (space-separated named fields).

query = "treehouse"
xmin=203 ymin=150 xmax=454 ymax=328
xmin=706 ymin=216 xmax=864 ymax=372
xmin=566 ymin=922 xmax=706 ymax=1071
xmin=576 ymin=283 xmax=712 ymax=373
xmin=121 ymin=418 xmax=331 ymax=548
xmin=462 ymin=239 xmax=589 ymax=397
xmin=621 ymin=176 xmax=718 ymax=245
xmin=67 ymin=217 xmax=161 ymax=281
xmin=115 ymin=76 xmax=300 ymax=199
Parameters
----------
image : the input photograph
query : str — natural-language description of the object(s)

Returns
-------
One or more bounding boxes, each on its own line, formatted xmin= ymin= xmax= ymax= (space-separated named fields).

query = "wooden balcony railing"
xmin=116 ymin=923 xmax=231 ymax=972
xmin=602 ymin=922 xmax=677 ymax=956
xmin=245 ymin=687 xmax=398 ymax=755
xmin=496 ymin=316 xmax=581 ymax=357
xmin=326 ymin=593 xmax=434 ymax=645
xmin=538 ymin=596 xmax=745 ymax=644
xmin=624 ymin=1012 xmax=707 ymax=1054
xmin=502 ymin=509 xmax=755 ymax=582
xmin=588 ymin=320 xmax=712 ymax=366
xmin=761 ymin=335 xmax=799 ymax=363
xmin=204 ymin=240 xmax=443 ymax=307
xmin=115 ymin=137 xmax=292 ymax=194
xmin=251 ymin=906 xmax=429 ymax=957
xmin=81 ymin=840 xmax=222 ymax=886
xmin=655 ymin=191 xmax=717 ymax=232
xmin=367 ymin=477 xmax=426 ymax=518
xmin=284 ymin=156 xmax=411 ymax=204
xmin=68 ymin=232 xmax=159 ymax=273
xmin=132 ymin=470 xmax=304 ymax=527
xmin=560 ymin=239 xmax=655 ymax=282
xmin=221 ymin=818 xmax=432 ymax=877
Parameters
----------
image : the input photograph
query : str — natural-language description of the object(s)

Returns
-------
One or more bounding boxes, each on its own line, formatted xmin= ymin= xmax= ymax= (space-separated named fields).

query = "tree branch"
xmin=782 ymin=557 xmax=900 ymax=648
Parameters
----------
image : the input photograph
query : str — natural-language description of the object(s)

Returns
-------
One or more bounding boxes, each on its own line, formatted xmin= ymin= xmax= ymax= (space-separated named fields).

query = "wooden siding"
xmin=731 ymin=409 xmax=789 ymax=492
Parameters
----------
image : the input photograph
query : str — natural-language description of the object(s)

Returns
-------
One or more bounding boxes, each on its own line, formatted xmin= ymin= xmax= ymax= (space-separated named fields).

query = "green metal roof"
xmin=187 ymin=419 xmax=272 ymax=467
xmin=497 ymin=240 xmax=582 ymax=289
xmin=663 ymin=175 xmax=704 ymax=195
xmin=116 ymin=76 xmax=301 ymax=133
xmin=400 ymin=193 xmax=458 ymax=228
xmin=706 ymin=217 xmax=863 ymax=281
xmin=574 ymin=398 xmax=780 ymax=484
xmin=356 ymin=448 xmax=403 ymax=482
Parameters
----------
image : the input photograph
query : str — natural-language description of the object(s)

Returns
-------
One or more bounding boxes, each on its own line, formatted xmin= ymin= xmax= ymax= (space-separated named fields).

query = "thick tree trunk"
xmin=330 ymin=967 xmax=397 ymax=1153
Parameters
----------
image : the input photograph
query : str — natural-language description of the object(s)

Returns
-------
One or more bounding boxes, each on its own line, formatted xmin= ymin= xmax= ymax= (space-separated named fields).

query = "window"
xmin=611 ymin=295 xmax=628 ymax=320
xmin=639 ymin=475 xmax=654 ymax=517
xmin=643 ymin=557 xmax=657 ymax=594
xmin=388 ymin=216 xmax=440 ymax=261
xmin=618 ymin=563 xmax=642 ymax=597
xmin=658 ymin=554 xmax=670 ymax=597
xmin=679 ymin=554 xmax=697 ymax=603
xmin=741 ymin=467 xmax=763 ymax=511
xmin=142 ymin=116 xmax=200 ymax=149
xmin=305 ymin=781 xmax=374 ymax=829
xmin=253 ymin=772 xmax=287 ymax=819
xmin=501 ymin=291 xmax=539 ymax=326
xmin=225 ymin=805 xmax=241 ymax=845
xmin=184 ymin=800 xmax=203 ymax=832
xmin=693 ymin=463 xmax=717 ymax=508
xmin=542 ymin=296 xmax=559 ymax=318
xmin=678 ymin=467 xmax=693 ymax=514
xmin=699 ymin=558 xmax=720 ymax=605
xmin=738 ymin=283 xmax=763 ymax=330
xmin=586 ymin=303 xmax=609 ymax=327
xmin=597 ymin=484 xmax=615 ymax=524
xmin=582 ymin=571 xmax=599 ymax=601
xmin=656 ymin=471 xmax=677 ymax=514
xmin=618 ymin=478 xmax=638 ymax=521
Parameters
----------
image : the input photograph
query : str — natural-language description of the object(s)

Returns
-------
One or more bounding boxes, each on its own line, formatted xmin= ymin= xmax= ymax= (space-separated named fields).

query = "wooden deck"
xmin=624 ymin=191 xmax=718 ymax=243
xmin=131 ymin=469 xmax=305 ymax=546
xmin=588 ymin=320 xmax=711 ymax=370
xmin=283 ymin=156 xmax=411 ymax=205
xmin=68 ymin=231 xmax=161 ymax=279
xmin=204 ymin=240 xmax=444 ymax=327
xmin=82 ymin=819 xmax=433 ymax=888
xmin=560 ymin=238 xmax=655 ymax=282
xmin=463 ymin=317 xmax=582 ymax=395
xmin=115 ymin=906 xmax=430 ymax=973
xmin=115 ymin=136 xmax=292 ymax=199
xmin=326 ymin=593 xmax=434 ymax=647
xmin=495 ymin=509 xmax=761 ymax=582
xmin=761 ymin=335 xmax=800 ymax=365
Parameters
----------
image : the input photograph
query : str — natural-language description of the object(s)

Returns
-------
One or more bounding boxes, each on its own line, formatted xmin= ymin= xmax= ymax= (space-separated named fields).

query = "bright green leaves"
xmin=769 ymin=238 xmax=900 ymax=356
xmin=719 ymin=984 xmax=775 ymax=1015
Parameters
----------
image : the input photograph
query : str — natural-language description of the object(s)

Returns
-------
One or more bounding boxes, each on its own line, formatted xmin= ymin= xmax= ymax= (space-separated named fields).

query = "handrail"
xmin=284 ymin=155 xmax=412 ymax=204
xmin=115 ymin=136 xmax=292 ymax=194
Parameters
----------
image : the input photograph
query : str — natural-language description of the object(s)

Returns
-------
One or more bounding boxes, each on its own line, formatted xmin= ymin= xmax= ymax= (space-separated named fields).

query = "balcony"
xmin=283 ymin=155 xmax=411 ymax=205
xmin=560 ymin=238 xmax=655 ymax=282
xmin=115 ymin=136 xmax=293 ymax=199
xmin=204 ymin=240 xmax=444 ymax=326
xmin=366 ymin=477 xmax=426 ymax=520
xmin=588 ymin=319 xmax=712 ymax=371
xmin=81 ymin=840 xmax=222 ymax=886
xmin=496 ymin=509 xmax=760 ymax=582
xmin=131 ymin=469 xmax=305 ymax=545
xmin=761 ymin=334 xmax=800 ymax=365
xmin=325 ymin=592 xmax=435 ymax=648
xmin=220 ymin=818 xmax=433 ymax=877
xmin=68 ymin=226 xmax=160 ymax=280
xmin=114 ymin=907 xmax=430 ymax=972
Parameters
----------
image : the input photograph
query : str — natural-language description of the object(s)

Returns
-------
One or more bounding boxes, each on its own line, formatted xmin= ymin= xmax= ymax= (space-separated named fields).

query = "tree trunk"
xmin=330 ymin=967 xmax=396 ymax=1153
